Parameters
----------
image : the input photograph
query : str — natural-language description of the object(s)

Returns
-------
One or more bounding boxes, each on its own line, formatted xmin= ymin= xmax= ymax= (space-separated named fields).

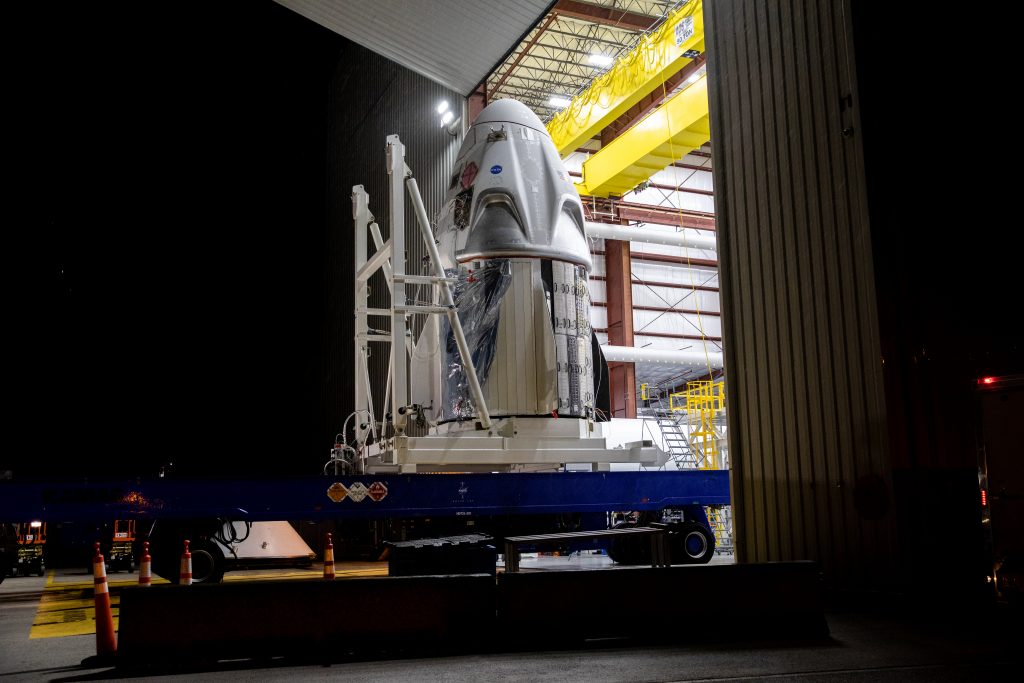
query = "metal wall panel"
xmin=705 ymin=0 xmax=895 ymax=588
xmin=275 ymin=0 xmax=553 ymax=95
xmin=324 ymin=42 xmax=464 ymax=442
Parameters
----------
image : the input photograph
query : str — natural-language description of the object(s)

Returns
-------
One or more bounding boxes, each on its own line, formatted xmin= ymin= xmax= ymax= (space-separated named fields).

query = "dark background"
xmin=10 ymin=2 xmax=347 ymax=477
xmin=8 ymin=1 xmax=463 ymax=480
xmin=7 ymin=0 xmax=1021 ymax=491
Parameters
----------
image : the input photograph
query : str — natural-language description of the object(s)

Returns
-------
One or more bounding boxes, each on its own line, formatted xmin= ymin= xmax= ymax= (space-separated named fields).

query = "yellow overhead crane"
xmin=546 ymin=0 xmax=710 ymax=198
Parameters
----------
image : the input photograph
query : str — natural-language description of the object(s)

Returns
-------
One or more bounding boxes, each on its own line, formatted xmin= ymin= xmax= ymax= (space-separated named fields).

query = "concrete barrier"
xmin=117 ymin=574 xmax=495 ymax=667
xmin=117 ymin=562 xmax=826 ymax=668
xmin=497 ymin=561 xmax=828 ymax=645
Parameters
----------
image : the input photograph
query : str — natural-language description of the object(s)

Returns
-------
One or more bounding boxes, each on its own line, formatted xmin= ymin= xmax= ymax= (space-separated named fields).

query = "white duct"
xmin=600 ymin=344 xmax=723 ymax=369
xmin=586 ymin=222 xmax=718 ymax=252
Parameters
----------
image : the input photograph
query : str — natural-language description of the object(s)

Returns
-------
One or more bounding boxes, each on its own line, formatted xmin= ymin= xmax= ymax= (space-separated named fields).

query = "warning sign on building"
xmin=327 ymin=482 xmax=349 ymax=503
xmin=367 ymin=481 xmax=388 ymax=502
xmin=347 ymin=481 xmax=369 ymax=502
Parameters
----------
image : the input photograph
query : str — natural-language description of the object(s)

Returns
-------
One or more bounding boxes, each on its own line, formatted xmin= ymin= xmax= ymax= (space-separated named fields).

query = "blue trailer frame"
xmin=0 ymin=471 xmax=729 ymax=523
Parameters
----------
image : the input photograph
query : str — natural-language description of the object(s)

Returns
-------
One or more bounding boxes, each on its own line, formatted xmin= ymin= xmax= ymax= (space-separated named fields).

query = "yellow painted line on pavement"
xmin=223 ymin=567 xmax=387 ymax=582
xmin=29 ymin=578 xmax=167 ymax=640
xmin=28 ymin=565 xmax=387 ymax=639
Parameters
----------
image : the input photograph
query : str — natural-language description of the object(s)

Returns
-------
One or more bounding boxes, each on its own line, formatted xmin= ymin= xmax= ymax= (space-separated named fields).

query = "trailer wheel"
xmin=673 ymin=522 xmax=714 ymax=564
xmin=188 ymin=540 xmax=225 ymax=584
xmin=607 ymin=521 xmax=651 ymax=565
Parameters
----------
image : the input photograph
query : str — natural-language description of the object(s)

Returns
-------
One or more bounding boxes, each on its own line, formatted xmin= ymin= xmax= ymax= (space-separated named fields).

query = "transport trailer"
xmin=0 ymin=470 xmax=728 ymax=523
xmin=1 ymin=102 xmax=733 ymax=580
xmin=0 ymin=470 xmax=729 ymax=580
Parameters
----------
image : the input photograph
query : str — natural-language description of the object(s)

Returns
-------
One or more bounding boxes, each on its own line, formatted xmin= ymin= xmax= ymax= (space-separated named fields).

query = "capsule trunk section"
xmin=421 ymin=100 xmax=607 ymax=423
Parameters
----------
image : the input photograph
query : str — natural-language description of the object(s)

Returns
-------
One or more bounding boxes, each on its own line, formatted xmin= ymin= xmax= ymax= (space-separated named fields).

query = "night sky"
xmin=10 ymin=2 xmax=347 ymax=478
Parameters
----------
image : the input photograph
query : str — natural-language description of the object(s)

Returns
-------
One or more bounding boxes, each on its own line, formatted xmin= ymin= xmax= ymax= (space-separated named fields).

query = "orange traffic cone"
xmin=324 ymin=533 xmax=336 ymax=580
xmin=92 ymin=542 xmax=117 ymax=657
xmin=180 ymin=539 xmax=192 ymax=585
xmin=138 ymin=541 xmax=152 ymax=587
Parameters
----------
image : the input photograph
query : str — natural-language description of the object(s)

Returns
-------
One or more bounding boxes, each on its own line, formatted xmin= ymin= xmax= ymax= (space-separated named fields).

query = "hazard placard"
xmin=367 ymin=481 xmax=388 ymax=502
xmin=347 ymin=481 xmax=369 ymax=502
xmin=326 ymin=482 xmax=349 ymax=503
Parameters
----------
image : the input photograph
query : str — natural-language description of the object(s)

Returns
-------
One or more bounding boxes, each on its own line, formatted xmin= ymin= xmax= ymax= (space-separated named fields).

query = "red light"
xmin=980 ymin=377 xmax=997 ymax=385
xmin=981 ymin=489 xmax=988 ymax=507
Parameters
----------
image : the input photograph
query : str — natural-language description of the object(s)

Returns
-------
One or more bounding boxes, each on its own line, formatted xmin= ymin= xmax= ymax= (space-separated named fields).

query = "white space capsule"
xmin=427 ymin=99 xmax=607 ymax=423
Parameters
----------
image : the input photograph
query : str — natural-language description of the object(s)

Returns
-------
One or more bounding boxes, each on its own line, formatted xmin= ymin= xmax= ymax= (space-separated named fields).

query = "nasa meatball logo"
xmin=490 ymin=164 xmax=502 ymax=174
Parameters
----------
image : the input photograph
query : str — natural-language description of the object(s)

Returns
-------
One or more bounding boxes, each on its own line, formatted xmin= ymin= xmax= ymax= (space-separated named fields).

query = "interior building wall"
xmin=324 ymin=44 xmax=465 ymax=438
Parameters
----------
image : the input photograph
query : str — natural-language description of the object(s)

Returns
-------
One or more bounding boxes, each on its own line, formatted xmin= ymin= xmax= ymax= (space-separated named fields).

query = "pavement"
xmin=1 ymin=557 xmax=1020 ymax=682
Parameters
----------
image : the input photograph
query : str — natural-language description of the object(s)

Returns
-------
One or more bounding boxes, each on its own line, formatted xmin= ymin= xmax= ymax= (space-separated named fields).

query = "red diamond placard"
xmin=367 ymin=481 xmax=388 ymax=502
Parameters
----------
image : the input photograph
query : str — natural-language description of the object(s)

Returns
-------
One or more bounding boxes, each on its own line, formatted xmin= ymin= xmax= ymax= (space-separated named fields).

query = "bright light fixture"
xmin=437 ymin=100 xmax=450 ymax=115
xmin=440 ymin=110 xmax=455 ymax=127
xmin=549 ymin=95 xmax=571 ymax=108
xmin=30 ymin=521 xmax=42 ymax=528
xmin=588 ymin=53 xmax=613 ymax=67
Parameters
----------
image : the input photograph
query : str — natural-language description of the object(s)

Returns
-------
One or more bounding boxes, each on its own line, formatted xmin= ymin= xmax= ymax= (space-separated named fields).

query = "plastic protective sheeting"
xmin=441 ymin=260 xmax=512 ymax=421
xmin=439 ymin=258 xmax=596 ymax=422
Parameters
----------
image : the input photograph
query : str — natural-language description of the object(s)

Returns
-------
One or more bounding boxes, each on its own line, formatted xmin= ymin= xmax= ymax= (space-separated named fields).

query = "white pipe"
xmin=586 ymin=221 xmax=717 ymax=252
xmin=600 ymin=344 xmax=723 ymax=368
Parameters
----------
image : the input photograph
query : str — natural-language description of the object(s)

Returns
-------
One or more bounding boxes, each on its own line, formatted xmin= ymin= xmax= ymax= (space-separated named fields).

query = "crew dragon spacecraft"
xmin=352 ymin=99 xmax=667 ymax=471
xmin=428 ymin=99 xmax=604 ymax=424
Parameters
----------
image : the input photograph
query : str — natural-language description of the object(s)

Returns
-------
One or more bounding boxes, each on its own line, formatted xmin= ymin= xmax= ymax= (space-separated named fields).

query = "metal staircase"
xmin=652 ymin=397 xmax=699 ymax=470
xmin=643 ymin=380 xmax=734 ymax=554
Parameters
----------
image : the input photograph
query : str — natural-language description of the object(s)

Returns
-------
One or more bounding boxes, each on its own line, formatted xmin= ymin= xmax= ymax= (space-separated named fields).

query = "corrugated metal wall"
xmin=704 ymin=0 xmax=896 ymax=588
xmin=323 ymin=42 xmax=464 ymax=442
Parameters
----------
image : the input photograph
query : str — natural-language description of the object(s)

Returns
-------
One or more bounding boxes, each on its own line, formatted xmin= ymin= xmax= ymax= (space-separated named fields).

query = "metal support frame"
xmin=406 ymin=175 xmax=491 ymax=429
xmin=352 ymin=186 xmax=376 ymax=449
xmin=354 ymin=136 xmax=492 ymax=459
xmin=386 ymin=136 xmax=409 ymax=436
xmin=503 ymin=526 xmax=668 ymax=573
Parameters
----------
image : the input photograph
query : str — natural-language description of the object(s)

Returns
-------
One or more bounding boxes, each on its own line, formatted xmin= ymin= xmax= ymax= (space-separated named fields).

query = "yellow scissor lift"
xmin=11 ymin=522 xmax=47 ymax=577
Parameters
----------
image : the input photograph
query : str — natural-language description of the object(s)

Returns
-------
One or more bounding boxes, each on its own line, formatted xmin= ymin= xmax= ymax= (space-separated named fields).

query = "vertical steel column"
xmin=605 ymin=238 xmax=637 ymax=418
xmin=386 ymin=136 xmax=408 ymax=430
xmin=468 ymin=84 xmax=487 ymax=125
xmin=352 ymin=185 xmax=371 ymax=445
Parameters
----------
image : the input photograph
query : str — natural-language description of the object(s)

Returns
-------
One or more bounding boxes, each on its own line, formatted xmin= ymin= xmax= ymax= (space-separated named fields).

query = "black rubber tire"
xmin=151 ymin=539 xmax=224 ymax=584
xmin=187 ymin=540 xmax=225 ymax=584
xmin=671 ymin=521 xmax=714 ymax=564
xmin=606 ymin=521 xmax=651 ymax=566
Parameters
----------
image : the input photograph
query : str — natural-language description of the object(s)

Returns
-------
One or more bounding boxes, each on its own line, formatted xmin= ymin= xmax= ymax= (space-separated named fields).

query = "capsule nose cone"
xmin=472 ymin=99 xmax=549 ymax=136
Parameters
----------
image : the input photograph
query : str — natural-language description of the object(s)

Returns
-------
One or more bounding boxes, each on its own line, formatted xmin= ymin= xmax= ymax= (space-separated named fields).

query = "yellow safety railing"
xmin=668 ymin=380 xmax=725 ymax=469
xmin=546 ymin=0 xmax=705 ymax=157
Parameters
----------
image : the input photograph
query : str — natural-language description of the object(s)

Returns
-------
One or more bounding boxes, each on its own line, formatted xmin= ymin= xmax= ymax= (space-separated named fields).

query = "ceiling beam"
xmin=488 ymin=14 xmax=557 ymax=100
xmin=553 ymin=0 xmax=660 ymax=32
xmin=602 ymin=56 xmax=706 ymax=145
